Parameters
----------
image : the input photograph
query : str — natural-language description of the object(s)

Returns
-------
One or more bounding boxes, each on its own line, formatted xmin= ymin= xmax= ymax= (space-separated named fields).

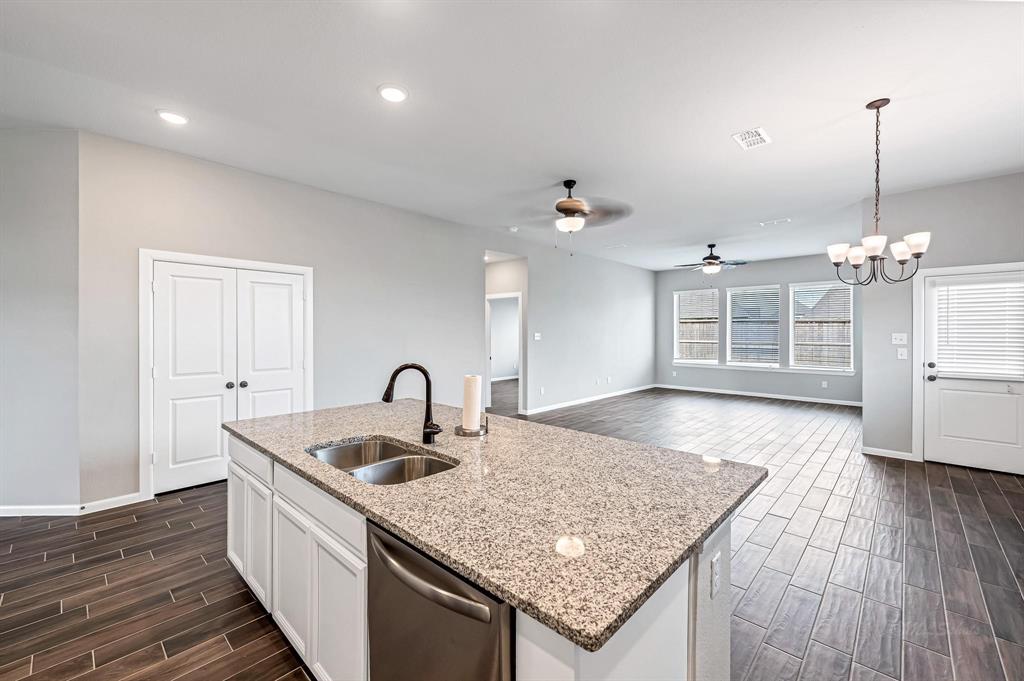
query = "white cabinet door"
xmin=273 ymin=496 xmax=312 ymax=657
xmin=245 ymin=476 xmax=274 ymax=609
xmin=226 ymin=461 xmax=247 ymax=575
xmin=237 ymin=270 xmax=305 ymax=420
xmin=152 ymin=262 xmax=237 ymax=492
xmin=309 ymin=525 xmax=367 ymax=681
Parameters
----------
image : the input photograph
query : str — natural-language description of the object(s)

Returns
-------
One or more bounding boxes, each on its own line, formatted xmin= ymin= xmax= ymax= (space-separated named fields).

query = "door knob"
xmin=226 ymin=381 xmax=235 ymax=389
xmin=926 ymin=375 xmax=937 ymax=382
xmin=239 ymin=381 xmax=248 ymax=388
xmin=927 ymin=362 xmax=936 ymax=369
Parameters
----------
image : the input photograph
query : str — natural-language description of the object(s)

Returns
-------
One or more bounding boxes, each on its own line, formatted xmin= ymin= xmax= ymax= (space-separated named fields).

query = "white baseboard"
xmin=653 ymin=384 xmax=862 ymax=407
xmin=491 ymin=376 xmax=518 ymax=382
xmin=0 ymin=491 xmax=149 ymax=518
xmin=521 ymin=385 xmax=656 ymax=415
xmin=862 ymin=446 xmax=920 ymax=462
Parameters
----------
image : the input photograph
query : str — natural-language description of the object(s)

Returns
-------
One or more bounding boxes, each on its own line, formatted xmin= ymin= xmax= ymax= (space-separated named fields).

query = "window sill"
xmin=671 ymin=361 xmax=856 ymax=377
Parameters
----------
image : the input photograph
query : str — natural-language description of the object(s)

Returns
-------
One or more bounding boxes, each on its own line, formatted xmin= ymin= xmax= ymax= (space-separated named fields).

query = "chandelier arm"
xmin=834 ymin=266 xmax=864 ymax=286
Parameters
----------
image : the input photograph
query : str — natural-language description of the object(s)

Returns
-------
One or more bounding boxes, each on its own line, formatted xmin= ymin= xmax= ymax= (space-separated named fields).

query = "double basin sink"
xmin=307 ymin=438 xmax=456 ymax=485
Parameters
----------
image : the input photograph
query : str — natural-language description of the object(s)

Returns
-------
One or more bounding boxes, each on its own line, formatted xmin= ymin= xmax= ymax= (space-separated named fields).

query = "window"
xmin=674 ymin=289 xmax=719 ymax=362
xmin=790 ymin=283 xmax=854 ymax=371
xmin=728 ymin=286 xmax=780 ymax=366
xmin=934 ymin=273 xmax=1024 ymax=379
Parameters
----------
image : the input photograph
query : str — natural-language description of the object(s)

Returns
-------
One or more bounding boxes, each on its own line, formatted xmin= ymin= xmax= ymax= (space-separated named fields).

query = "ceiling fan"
xmin=551 ymin=179 xmax=632 ymax=233
xmin=673 ymin=244 xmax=748 ymax=274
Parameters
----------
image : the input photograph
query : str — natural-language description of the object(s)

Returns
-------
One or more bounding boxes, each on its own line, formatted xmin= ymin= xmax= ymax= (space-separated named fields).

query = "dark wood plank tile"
xmin=864 ymin=555 xmax=902 ymax=607
xmin=731 ymin=616 xmax=766 ymax=681
xmin=161 ymin=599 xmax=266 ymax=657
xmin=785 ymin=508 xmax=822 ymax=539
xmin=764 ymin=586 xmax=820 ymax=657
xmin=223 ymin=645 xmax=303 ymax=681
xmin=174 ymin=631 xmax=290 ymax=681
xmin=947 ymin=611 xmax=1007 ymax=681
xmin=997 ymin=638 xmax=1024 ymax=681
xmin=903 ymin=584 xmax=949 ymax=655
xmin=971 ymin=543 xmax=1019 ymax=589
xmin=732 ymin=542 xmax=771 ymax=589
xmin=797 ymin=641 xmax=851 ymax=681
xmin=808 ymin=517 xmax=844 ymax=553
xmin=904 ymin=516 xmax=935 ymax=551
xmin=21 ymin=651 xmax=93 ymax=680
xmin=74 ymin=642 xmax=165 ymax=681
xmin=748 ymin=515 xmax=790 ymax=549
xmin=763 ymin=533 xmax=808 ymax=576
xmin=121 ymin=633 xmax=231 ymax=681
xmin=940 ymin=563 xmax=989 ymax=623
xmin=903 ymin=642 xmax=953 ymax=681
xmin=904 ymin=545 xmax=941 ymax=593
xmin=829 ymin=545 xmax=869 ymax=592
xmin=735 ymin=568 xmax=790 ymax=628
xmin=841 ymin=516 xmax=874 ymax=552
xmin=870 ymin=524 xmax=903 ymax=562
xmin=745 ymin=644 xmax=802 ymax=681
xmin=791 ymin=546 xmax=834 ymax=595
xmin=980 ymin=582 xmax=1024 ymax=645
xmin=812 ymin=583 xmax=861 ymax=655
xmin=854 ymin=598 xmax=901 ymax=679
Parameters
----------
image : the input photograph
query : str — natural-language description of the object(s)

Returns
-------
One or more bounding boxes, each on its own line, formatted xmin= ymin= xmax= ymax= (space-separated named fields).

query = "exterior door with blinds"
xmin=923 ymin=268 xmax=1024 ymax=474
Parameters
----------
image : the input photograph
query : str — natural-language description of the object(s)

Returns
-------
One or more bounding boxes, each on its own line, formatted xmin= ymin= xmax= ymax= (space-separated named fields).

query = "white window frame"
xmin=673 ymin=289 xmax=719 ymax=365
xmin=726 ymin=284 xmax=781 ymax=368
xmin=788 ymin=281 xmax=855 ymax=373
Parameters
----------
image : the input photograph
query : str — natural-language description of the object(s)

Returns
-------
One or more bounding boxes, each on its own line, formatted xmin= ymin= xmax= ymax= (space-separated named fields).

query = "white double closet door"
xmin=153 ymin=262 xmax=305 ymax=493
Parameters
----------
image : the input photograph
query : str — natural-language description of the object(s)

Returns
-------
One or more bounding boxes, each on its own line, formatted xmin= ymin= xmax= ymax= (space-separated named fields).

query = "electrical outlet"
xmin=672 ymin=371 xmax=677 ymax=377
xmin=534 ymin=332 xmax=542 ymax=341
xmin=595 ymin=378 xmax=600 ymax=385
xmin=897 ymin=347 xmax=909 ymax=360
xmin=710 ymin=552 xmax=722 ymax=598
xmin=821 ymin=380 xmax=829 ymax=388
xmin=540 ymin=386 xmax=545 ymax=396
xmin=606 ymin=376 xmax=612 ymax=384
xmin=891 ymin=332 xmax=908 ymax=345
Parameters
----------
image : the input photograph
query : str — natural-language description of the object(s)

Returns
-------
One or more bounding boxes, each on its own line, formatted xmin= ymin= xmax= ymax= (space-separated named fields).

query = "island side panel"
xmin=693 ymin=517 xmax=732 ymax=681
xmin=516 ymin=557 xmax=689 ymax=680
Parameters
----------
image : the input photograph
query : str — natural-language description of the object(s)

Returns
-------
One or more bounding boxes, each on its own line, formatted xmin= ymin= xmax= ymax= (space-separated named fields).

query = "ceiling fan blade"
xmin=673 ymin=262 xmax=705 ymax=268
xmin=722 ymin=260 xmax=748 ymax=266
xmin=580 ymin=197 xmax=633 ymax=228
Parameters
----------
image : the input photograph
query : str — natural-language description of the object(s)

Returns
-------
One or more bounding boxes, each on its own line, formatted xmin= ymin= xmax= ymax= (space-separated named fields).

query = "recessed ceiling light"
xmin=508 ymin=226 xmax=519 ymax=233
xmin=732 ymin=127 xmax=771 ymax=150
xmin=156 ymin=109 xmax=189 ymax=125
xmin=377 ymin=84 xmax=408 ymax=103
xmin=759 ymin=217 xmax=791 ymax=227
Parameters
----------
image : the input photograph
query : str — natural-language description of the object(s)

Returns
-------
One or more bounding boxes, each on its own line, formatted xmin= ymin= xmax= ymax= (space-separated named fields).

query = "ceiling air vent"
xmin=732 ymin=127 xmax=772 ymax=150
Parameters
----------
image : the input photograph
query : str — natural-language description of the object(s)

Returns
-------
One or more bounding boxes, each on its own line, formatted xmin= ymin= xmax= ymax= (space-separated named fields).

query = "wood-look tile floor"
xmin=0 ymin=483 xmax=311 ymax=681
xmin=488 ymin=378 xmax=520 ymax=416
xmin=5 ymin=388 xmax=1023 ymax=681
xmin=496 ymin=388 xmax=1024 ymax=681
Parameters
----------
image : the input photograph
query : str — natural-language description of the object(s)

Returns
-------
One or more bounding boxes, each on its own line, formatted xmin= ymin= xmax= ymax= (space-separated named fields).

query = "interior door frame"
xmin=139 ymin=249 xmax=314 ymax=500
xmin=911 ymin=260 xmax=1024 ymax=460
xmin=484 ymin=292 xmax=524 ymax=414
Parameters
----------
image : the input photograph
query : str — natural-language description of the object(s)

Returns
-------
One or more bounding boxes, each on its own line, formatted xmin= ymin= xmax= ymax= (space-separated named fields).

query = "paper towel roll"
xmin=462 ymin=375 xmax=482 ymax=430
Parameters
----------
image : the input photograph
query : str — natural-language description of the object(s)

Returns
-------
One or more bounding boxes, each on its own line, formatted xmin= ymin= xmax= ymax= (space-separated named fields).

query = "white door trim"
xmin=139 ymin=249 xmax=314 ymax=500
xmin=485 ymin=292 xmax=524 ymax=414
xmin=911 ymin=261 xmax=1024 ymax=461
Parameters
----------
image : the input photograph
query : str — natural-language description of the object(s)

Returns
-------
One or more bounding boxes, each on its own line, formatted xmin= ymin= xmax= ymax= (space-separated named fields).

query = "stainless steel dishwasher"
xmin=367 ymin=523 xmax=512 ymax=681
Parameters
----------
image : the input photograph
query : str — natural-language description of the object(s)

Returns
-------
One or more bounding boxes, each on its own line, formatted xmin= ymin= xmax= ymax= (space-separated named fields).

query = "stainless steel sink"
xmin=308 ymin=438 xmax=457 ymax=484
xmin=308 ymin=439 xmax=415 ymax=471
xmin=348 ymin=455 xmax=457 ymax=486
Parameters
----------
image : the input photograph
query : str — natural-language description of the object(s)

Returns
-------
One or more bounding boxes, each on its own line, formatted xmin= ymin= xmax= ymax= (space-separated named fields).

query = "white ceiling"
xmin=2 ymin=1 xmax=1021 ymax=270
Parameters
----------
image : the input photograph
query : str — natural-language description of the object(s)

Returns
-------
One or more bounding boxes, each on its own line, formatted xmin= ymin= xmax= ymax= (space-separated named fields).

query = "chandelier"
xmin=827 ymin=98 xmax=931 ymax=285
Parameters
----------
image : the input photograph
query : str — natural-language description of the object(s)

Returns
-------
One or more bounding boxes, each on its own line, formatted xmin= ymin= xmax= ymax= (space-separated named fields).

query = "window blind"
xmin=791 ymin=283 xmax=853 ymax=370
xmin=676 ymin=289 xmax=719 ymax=362
xmin=936 ymin=277 xmax=1024 ymax=380
xmin=728 ymin=286 xmax=780 ymax=365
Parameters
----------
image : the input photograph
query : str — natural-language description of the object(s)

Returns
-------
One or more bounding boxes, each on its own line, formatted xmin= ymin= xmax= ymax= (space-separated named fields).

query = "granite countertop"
xmin=222 ymin=399 xmax=766 ymax=651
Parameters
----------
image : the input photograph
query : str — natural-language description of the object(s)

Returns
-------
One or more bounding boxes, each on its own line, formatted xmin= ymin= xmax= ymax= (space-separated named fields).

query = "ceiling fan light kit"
xmin=828 ymin=98 xmax=931 ymax=286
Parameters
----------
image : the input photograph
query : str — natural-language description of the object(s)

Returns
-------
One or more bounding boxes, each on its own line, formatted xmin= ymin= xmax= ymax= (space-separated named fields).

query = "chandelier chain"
xmin=873 ymin=106 xmax=881 ymax=234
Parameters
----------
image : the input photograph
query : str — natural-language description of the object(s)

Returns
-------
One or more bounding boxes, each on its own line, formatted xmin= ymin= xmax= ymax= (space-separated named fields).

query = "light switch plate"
xmin=534 ymin=332 xmax=542 ymax=341
xmin=891 ymin=333 xmax=908 ymax=345
xmin=897 ymin=347 xmax=909 ymax=360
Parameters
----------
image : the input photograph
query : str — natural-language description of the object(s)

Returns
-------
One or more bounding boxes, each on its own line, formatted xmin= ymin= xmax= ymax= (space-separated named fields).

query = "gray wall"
xmin=861 ymin=173 xmax=1024 ymax=453
xmin=655 ymin=255 xmax=863 ymax=404
xmin=75 ymin=132 xmax=654 ymax=502
xmin=0 ymin=130 xmax=81 ymax=508
xmin=489 ymin=297 xmax=519 ymax=379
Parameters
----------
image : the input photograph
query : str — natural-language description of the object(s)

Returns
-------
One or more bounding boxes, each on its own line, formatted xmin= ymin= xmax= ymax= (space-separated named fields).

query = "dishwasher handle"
xmin=370 ymin=531 xmax=492 ymax=624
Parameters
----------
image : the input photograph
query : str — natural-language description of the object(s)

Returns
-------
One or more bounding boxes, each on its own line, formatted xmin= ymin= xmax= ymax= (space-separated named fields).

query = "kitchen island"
xmin=222 ymin=399 xmax=766 ymax=681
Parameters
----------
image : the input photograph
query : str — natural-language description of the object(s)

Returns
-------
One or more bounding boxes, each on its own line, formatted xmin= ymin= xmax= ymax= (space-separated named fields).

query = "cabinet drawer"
xmin=228 ymin=436 xmax=273 ymax=485
xmin=274 ymin=464 xmax=366 ymax=559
